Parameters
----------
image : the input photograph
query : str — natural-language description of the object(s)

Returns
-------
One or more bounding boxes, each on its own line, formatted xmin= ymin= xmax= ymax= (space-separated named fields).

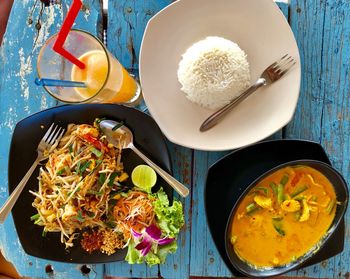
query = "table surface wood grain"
xmin=0 ymin=0 xmax=349 ymax=278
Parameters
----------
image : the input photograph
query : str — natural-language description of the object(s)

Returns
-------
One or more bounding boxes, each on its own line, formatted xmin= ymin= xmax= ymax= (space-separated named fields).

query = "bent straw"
xmin=35 ymin=78 xmax=86 ymax=88
xmin=53 ymin=0 xmax=86 ymax=69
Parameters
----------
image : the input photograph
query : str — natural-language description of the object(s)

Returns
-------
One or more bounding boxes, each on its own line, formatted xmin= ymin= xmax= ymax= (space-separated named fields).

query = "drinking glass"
xmin=37 ymin=29 xmax=141 ymax=105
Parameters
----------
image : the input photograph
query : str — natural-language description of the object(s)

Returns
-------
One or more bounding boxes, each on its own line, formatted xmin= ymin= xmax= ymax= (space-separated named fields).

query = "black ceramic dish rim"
xmin=203 ymin=139 xmax=328 ymax=274
xmin=223 ymin=159 xmax=349 ymax=278
xmin=9 ymin=103 xmax=173 ymax=177
xmin=7 ymin=103 xmax=174 ymax=264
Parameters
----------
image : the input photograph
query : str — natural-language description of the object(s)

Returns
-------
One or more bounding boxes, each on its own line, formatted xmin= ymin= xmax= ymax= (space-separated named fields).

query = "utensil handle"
xmin=35 ymin=78 xmax=86 ymax=88
xmin=0 ymin=158 xmax=39 ymax=223
xmin=200 ymin=78 xmax=266 ymax=132
xmin=130 ymin=145 xmax=190 ymax=198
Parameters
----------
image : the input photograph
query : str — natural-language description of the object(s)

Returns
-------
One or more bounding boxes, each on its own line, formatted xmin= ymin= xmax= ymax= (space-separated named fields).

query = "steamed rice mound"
xmin=177 ymin=36 xmax=250 ymax=109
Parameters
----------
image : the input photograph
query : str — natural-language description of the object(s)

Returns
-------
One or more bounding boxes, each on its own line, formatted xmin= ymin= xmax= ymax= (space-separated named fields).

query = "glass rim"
xmin=36 ymin=28 xmax=111 ymax=104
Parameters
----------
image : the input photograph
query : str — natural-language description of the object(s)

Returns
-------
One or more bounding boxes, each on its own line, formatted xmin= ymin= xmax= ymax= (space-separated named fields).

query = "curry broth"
xmin=231 ymin=166 xmax=337 ymax=268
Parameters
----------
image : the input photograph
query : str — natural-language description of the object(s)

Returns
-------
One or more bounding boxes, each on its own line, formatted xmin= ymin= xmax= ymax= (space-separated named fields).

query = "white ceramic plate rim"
xmin=140 ymin=0 xmax=301 ymax=151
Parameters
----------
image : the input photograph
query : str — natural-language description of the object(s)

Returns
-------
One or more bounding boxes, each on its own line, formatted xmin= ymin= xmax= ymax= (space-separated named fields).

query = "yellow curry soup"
xmin=230 ymin=165 xmax=337 ymax=268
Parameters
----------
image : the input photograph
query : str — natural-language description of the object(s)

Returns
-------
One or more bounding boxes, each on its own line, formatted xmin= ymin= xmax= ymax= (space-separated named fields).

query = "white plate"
xmin=140 ymin=0 xmax=300 ymax=151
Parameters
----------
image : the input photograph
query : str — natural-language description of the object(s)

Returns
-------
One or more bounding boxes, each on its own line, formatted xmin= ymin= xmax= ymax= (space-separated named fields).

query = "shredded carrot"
xmin=113 ymin=191 xmax=155 ymax=238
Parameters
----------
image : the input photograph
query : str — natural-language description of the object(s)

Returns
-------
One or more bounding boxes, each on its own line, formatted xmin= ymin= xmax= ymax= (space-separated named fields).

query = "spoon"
xmin=99 ymin=120 xmax=190 ymax=198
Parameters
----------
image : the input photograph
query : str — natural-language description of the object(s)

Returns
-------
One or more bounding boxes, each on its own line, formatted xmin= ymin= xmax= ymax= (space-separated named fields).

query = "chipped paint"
xmin=3 ymin=109 xmax=16 ymax=130
xmin=17 ymin=48 xmax=32 ymax=100
xmin=40 ymin=94 xmax=48 ymax=110
xmin=33 ymin=5 xmax=63 ymax=52
xmin=84 ymin=8 xmax=91 ymax=21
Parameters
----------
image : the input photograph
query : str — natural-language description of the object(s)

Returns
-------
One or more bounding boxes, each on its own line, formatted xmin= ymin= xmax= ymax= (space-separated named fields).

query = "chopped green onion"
xmin=326 ymin=199 xmax=336 ymax=214
xmin=277 ymin=184 xmax=285 ymax=204
xmin=112 ymin=121 xmax=124 ymax=131
xmin=77 ymin=160 xmax=91 ymax=175
xmin=98 ymin=173 xmax=107 ymax=186
xmin=30 ymin=213 xmax=40 ymax=221
xmin=68 ymin=144 xmax=73 ymax=154
xmin=91 ymin=147 xmax=102 ymax=157
xmin=272 ymin=216 xmax=283 ymax=221
xmin=42 ymin=229 xmax=47 ymax=237
xmin=246 ymin=203 xmax=258 ymax=214
xmin=280 ymin=174 xmax=289 ymax=186
xmin=311 ymin=196 xmax=318 ymax=202
xmin=273 ymin=222 xmax=285 ymax=236
xmin=73 ymin=210 xmax=85 ymax=223
xmin=270 ymin=182 xmax=278 ymax=196
xmin=56 ymin=168 xmax=66 ymax=175
xmin=290 ymin=185 xmax=308 ymax=198
xmin=108 ymin=172 xmax=120 ymax=187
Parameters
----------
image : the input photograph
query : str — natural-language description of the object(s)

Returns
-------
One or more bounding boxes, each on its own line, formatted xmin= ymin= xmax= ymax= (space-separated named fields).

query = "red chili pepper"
xmin=82 ymin=134 xmax=109 ymax=152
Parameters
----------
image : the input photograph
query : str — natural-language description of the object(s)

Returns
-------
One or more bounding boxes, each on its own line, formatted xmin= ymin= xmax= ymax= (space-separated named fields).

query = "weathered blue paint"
xmin=105 ymin=1 xmax=189 ymax=278
xmin=0 ymin=0 xmax=104 ymax=278
xmin=286 ymin=1 xmax=350 ymax=278
xmin=1 ymin=0 xmax=350 ymax=278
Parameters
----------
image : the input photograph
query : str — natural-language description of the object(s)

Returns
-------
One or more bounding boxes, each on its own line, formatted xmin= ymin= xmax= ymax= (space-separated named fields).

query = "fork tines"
xmin=273 ymin=54 xmax=296 ymax=75
xmin=42 ymin=123 xmax=65 ymax=145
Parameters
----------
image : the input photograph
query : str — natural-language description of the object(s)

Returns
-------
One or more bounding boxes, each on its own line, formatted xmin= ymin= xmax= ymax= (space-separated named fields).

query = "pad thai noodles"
xmin=30 ymin=120 xmax=184 ymax=265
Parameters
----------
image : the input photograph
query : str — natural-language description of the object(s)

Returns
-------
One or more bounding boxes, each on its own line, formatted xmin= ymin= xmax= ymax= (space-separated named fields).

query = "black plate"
xmin=225 ymin=159 xmax=348 ymax=277
xmin=8 ymin=104 xmax=172 ymax=263
xmin=205 ymin=139 xmax=346 ymax=276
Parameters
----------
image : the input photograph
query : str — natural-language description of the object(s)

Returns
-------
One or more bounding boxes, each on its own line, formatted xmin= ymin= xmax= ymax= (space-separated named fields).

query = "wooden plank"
xmin=190 ymin=150 xmax=231 ymax=277
xmin=0 ymin=0 xmax=104 ymax=278
xmin=106 ymin=0 xmax=172 ymax=71
xmin=285 ymin=0 xmax=331 ymax=278
xmin=286 ymin=0 xmax=350 ymax=278
xmin=189 ymin=2 xmax=288 ymax=277
xmin=104 ymin=1 xmax=190 ymax=278
xmin=104 ymin=142 xmax=192 ymax=278
xmin=159 ymin=143 xmax=192 ymax=279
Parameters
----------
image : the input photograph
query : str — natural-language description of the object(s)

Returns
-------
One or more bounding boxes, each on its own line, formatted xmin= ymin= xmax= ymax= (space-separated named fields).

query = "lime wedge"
xmin=131 ymin=165 xmax=157 ymax=192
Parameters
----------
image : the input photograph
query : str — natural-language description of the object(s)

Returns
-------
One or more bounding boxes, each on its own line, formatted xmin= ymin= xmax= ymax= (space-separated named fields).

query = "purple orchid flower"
xmin=132 ymin=224 xmax=175 ymax=256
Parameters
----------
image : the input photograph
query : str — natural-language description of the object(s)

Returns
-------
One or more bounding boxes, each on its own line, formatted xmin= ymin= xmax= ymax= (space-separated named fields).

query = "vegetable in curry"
xmin=230 ymin=165 xmax=337 ymax=268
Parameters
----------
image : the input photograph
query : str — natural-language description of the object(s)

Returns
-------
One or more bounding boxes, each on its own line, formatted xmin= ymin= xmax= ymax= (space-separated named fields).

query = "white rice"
xmin=177 ymin=36 xmax=250 ymax=109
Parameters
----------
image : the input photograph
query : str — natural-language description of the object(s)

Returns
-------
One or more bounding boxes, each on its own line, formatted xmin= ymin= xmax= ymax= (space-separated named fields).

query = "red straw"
xmin=53 ymin=0 xmax=86 ymax=69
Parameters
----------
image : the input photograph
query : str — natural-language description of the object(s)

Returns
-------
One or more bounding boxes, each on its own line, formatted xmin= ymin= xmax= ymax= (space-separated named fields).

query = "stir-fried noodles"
xmin=30 ymin=122 xmax=151 ymax=253
xmin=30 ymin=121 xmax=184 ymax=262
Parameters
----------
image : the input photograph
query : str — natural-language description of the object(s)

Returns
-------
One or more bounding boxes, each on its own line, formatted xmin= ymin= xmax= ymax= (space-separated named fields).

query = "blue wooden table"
xmin=0 ymin=0 xmax=349 ymax=278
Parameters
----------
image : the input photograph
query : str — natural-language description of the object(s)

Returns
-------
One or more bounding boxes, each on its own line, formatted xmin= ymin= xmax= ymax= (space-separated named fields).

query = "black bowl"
xmin=224 ymin=159 xmax=349 ymax=278
xmin=205 ymin=139 xmax=345 ymax=276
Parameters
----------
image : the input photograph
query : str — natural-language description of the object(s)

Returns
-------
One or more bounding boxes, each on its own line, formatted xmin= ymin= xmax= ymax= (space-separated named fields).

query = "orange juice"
xmin=71 ymin=50 xmax=138 ymax=103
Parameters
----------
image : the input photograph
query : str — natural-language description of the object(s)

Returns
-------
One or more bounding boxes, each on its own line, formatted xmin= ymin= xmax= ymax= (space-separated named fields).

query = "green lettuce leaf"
xmin=125 ymin=189 xmax=184 ymax=266
xmin=125 ymin=240 xmax=144 ymax=264
xmin=154 ymin=241 xmax=177 ymax=263
xmin=152 ymin=189 xmax=184 ymax=238
xmin=125 ymin=240 xmax=178 ymax=266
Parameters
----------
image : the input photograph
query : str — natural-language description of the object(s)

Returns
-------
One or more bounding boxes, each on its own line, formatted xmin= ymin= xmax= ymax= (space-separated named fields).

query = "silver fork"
xmin=0 ymin=123 xmax=65 ymax=223
xmin=200 ymin=54 xmax=296 ymax=132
